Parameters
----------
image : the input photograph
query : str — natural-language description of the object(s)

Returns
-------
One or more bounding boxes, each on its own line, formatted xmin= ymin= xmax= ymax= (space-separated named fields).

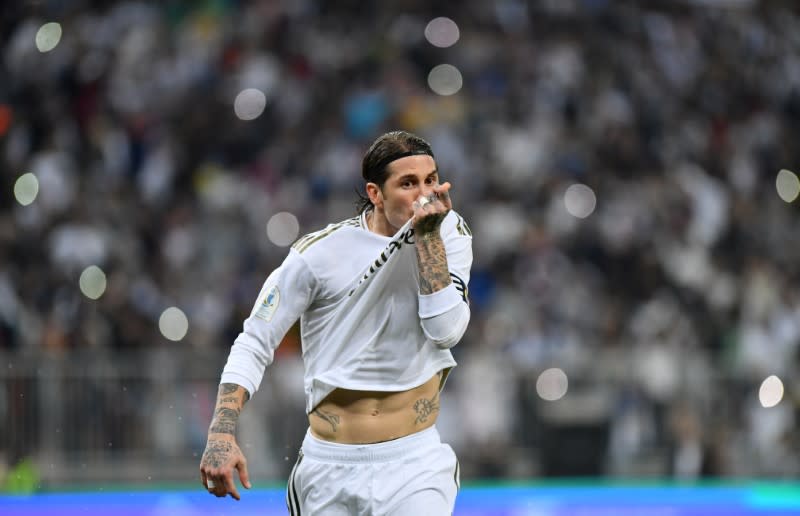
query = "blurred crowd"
xmin=2 ymin=0 xmax=800 ymax=484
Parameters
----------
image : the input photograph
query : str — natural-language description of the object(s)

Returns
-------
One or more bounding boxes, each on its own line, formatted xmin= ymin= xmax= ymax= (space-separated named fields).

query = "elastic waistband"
xmin=301 ymin=426 xmax=441 ymax=463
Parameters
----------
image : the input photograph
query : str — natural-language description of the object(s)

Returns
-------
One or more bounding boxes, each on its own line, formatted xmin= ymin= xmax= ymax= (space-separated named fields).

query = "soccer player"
xmin=200 ymin=130 xmax=472 ymax=515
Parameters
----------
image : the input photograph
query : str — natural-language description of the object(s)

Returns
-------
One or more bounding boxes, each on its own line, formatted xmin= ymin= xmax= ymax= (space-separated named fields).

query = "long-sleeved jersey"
xmin=220 ymin=210 xmax=472 ymax=414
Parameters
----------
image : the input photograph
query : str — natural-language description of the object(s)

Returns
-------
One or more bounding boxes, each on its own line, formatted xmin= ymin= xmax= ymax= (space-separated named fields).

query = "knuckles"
xmin=204 ymin=467 xmax=233 ymax=478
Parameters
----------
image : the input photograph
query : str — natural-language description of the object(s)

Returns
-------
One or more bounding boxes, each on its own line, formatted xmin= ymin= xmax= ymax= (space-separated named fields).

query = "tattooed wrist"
xmin=209 ymin=421 xmax=236 ymax=435
xmin=209 ymin=406 xmax=240 ymax=436
xmin=415 ymin=226 xmax=443 ymax=240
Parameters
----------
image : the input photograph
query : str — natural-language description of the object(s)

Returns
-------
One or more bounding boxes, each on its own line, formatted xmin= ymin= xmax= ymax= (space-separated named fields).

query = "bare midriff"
xmin=308 ymin=371 xmax=445 ymax=444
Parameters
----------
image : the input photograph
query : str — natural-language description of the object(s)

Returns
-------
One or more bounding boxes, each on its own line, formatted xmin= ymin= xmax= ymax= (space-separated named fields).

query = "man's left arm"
xmin=413 ymin=184 xmax=472 ymax=349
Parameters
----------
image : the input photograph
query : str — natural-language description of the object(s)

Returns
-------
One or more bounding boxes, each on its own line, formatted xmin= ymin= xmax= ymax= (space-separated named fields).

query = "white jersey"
xmin=221 ymin=210 xmax=473 ymax=413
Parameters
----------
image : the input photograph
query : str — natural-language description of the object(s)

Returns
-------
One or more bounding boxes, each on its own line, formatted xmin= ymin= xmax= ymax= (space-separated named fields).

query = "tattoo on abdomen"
xmin=311 ymin=409 xmax=340 ymax=432
xmin=413 ymin=393 xmax=440 ymax=424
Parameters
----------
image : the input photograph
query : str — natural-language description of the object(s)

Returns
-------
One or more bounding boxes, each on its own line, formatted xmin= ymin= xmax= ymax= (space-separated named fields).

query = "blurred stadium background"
xmin=1 ymin=0 xmax=800 ymax=514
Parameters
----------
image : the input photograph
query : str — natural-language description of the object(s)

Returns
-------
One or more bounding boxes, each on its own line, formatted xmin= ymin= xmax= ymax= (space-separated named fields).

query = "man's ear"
xmin=366 ymin=182 xmax=383 ymax=209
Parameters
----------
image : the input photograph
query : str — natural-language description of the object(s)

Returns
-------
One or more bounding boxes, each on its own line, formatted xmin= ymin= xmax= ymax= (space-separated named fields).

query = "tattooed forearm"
xmin=202 ymin=439 xmax=234 ymax=468
xmin=311 ymin=408 xmax=341 ymax=432
xmin=208 ymin=384 xmax=249 ymax=436
xmin=220 ymin=383 xmax=244 ymax=397
xmin=413 ymin=392 xmax=440 ymax=424
xmin=220 ymin=383 xmax=238 ymax=395
xmin=415 ymin=233 xmax=451 ymax=295
xmin=216 ymin=407 xmax=240 ymax=418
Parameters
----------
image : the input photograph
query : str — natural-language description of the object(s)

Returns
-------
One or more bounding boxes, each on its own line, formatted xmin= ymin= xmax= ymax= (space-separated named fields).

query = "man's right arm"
xmin=200 ymin=250 xmax=317 ymax=498
xmin=200 ymin=383 xmax=252 ymax=500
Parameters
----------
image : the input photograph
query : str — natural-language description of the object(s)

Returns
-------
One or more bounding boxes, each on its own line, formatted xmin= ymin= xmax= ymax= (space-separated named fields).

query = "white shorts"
xmin=286 ymin=425 xmax=460 ymax=516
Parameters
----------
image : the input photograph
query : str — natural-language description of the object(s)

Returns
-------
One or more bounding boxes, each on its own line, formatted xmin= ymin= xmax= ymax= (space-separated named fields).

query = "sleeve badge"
xmin=255 ymin=285 xmax=280 ymax=322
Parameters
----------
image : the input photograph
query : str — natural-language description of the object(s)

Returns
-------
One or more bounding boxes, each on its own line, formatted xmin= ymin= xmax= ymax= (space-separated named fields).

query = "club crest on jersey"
xmin=255 ymin=286 xmax=280 ymax=322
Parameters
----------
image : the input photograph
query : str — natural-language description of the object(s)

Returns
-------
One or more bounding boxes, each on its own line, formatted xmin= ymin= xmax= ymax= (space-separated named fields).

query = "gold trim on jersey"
xmin=292 ymin=216 xmax=361 ymax=253
xmin=454 ymin=213 xmax=472 ymax=237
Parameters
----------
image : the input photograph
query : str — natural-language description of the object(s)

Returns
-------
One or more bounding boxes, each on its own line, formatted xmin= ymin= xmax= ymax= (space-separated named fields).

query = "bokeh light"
xmin=775 ymin=169 xmax=800 ymax=203
xmin=159 ymin=307 xmax=189 ymax=342
xmin=13 ymin=173 xmax=39 ymax=206
xmin=424 ymin=17 xmax=460 ymax=48
xmin=564 ymin=183 xmax=597 ymax=218
xmin=759 ymin=375 xmax=784 ymax=408
xmin=427 ymin=64 xmax=463 ymax=96
xmin=79 ymin=266 xmax=107 ymax=300
xmin=266 ymin=211 xmax=300 ymax=247
xmin=234 ymin=88 xmax=267 ymax=120
xmin=35 ymin=22 xmax=62 ymax=53
xmin=536 ymin=368 xmax=569 ymax=401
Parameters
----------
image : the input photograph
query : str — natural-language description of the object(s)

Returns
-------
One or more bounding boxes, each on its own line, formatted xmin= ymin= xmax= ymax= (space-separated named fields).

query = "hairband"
xmin=367 ymin=149 xmax=434 ymax=178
